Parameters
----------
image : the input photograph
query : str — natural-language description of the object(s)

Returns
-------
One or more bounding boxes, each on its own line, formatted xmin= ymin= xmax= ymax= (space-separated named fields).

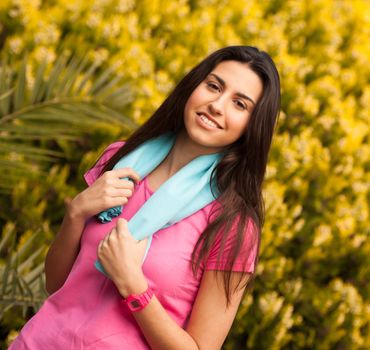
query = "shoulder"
xmin=83 ymin=141 xmax=126 ymax=186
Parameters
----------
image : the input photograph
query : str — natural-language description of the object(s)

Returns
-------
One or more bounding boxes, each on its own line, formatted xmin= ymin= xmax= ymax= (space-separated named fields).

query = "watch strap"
xmin=122 ymin=286 xmax=154 ymax=312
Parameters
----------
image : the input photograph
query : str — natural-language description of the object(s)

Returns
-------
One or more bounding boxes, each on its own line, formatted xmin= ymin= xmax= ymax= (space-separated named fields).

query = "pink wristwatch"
xmin=122 ymin=286 xmax=154 ymax=312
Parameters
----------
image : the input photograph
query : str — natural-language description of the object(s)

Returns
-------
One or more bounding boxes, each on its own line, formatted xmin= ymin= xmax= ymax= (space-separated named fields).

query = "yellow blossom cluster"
xmin=0 ymin=0 xmax=369 ymax=348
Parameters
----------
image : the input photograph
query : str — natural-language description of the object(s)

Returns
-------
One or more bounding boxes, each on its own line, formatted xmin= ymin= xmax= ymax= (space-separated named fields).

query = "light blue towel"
xmin=95 ymin=132 xmax=223 ymax=276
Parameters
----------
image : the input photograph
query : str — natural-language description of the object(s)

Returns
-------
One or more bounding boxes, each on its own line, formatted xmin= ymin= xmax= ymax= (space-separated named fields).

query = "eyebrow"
xmin=208 ymin=73 xmax=256 ymax=106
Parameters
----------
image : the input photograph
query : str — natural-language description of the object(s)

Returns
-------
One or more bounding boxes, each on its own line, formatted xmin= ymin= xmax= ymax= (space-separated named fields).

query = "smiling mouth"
xmin=196 ymin=112 xmax=222 ymax=129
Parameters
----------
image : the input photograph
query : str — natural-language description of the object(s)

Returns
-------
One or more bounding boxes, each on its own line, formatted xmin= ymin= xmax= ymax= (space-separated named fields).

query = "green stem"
xmin=0 ymin=96 xmax=95 ymax=124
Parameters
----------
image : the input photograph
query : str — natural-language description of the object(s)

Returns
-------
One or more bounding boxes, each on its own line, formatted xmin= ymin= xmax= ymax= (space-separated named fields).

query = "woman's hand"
xmin=69 ymin=168 xmax=141 ymax=221
xmin=97 ymin=218 xmax=149 ymax=296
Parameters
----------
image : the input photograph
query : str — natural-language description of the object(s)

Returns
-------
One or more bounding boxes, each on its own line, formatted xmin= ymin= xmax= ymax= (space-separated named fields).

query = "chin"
xmin=185 ymin=128 xmax=223 ymax=152
xmin=182 ymin=115 xmax=223 ymax=150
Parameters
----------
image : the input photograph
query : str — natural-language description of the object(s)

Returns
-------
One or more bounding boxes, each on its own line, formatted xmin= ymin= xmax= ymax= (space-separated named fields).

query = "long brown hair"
xmin=90 ymin=46 xmax=281 ymax=306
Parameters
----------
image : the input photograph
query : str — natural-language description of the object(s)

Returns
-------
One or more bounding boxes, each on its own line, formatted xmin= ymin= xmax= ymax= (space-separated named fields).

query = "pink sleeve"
xmin=205 ymin=209 xmax=259 ymax=273
xmin=83 ymin=141 xmax=125 ymax=186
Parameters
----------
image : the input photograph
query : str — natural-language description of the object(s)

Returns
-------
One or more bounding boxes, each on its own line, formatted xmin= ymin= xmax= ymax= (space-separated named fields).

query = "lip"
xmin=196 ymin=112 xmax=223 ymax=129
xmin=196 ymin=112 xmax=221 ymax=131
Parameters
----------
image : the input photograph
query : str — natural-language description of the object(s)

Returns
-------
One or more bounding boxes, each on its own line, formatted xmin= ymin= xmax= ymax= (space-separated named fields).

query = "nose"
xmin=208 ymin=94 xmax=226 ymax=116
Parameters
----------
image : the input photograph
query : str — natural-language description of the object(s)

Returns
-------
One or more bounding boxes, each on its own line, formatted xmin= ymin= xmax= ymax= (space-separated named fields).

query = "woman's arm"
xmin=120 ymin=270 xmax=248 ymax=350
xmin=98 ymin=219 xmax=248 ymax=350
xmin=44 ymin=204 xmax=86 ymax=295
xmin=45 ymin=166 xmax=140 ymax=295
xmin=185 ymin=270 xmax=248 ymax=349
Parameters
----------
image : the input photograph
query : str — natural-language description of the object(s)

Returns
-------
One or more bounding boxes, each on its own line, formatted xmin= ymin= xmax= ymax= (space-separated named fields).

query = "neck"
xmin=160 ymin=130 xmax=222 ymax=177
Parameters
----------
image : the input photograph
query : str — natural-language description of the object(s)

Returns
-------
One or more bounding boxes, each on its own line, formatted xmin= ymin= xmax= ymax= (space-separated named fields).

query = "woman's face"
xmin=183 ymin=60 xmax=263 ymax=153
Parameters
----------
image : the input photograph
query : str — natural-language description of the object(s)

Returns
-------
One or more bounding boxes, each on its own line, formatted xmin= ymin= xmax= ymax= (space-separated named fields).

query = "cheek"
xmin=184 ymin=96 xmax=192 ymax=113
xmin=185 ymin=87 xmax=205 ymax=109
xmin=184 ymin=93 xmax=201 ymax=120
xmin=229 ymin=113 xmax=249 ymax=131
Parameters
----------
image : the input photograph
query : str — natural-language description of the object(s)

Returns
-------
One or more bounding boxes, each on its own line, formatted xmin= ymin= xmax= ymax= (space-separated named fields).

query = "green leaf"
xmin=13 ymin=56 xmax=27 ymax=110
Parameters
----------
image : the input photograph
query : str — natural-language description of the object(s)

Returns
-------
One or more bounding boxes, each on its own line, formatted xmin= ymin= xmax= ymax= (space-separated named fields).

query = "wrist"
xmin=117 ymin=273 xmax=148 ymax=298
xmin=67 ymin=196 xmax=87 ymax=221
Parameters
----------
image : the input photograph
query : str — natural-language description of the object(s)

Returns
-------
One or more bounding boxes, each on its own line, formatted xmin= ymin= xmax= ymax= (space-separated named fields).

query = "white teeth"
xmin=198 ymin=113 xmax=218 ymax=128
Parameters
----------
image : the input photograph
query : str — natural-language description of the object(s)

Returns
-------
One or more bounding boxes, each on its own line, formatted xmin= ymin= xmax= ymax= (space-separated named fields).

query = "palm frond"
xmin=0 ymin=224 xmax=47 ymax=317
xmin=0 ymin=51 xmax=139 ymax=193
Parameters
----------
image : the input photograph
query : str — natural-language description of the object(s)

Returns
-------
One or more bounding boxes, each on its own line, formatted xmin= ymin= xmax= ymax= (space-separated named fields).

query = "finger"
xmin=103 ymin=229 xmax=115 ymax=243
xmin=101 ymin=236 xmax=108 ymax=246
xmin=109 ymin=227 xmax=117 ymax=238
xmin=97 ymin=239 xmax=104 ymax=256
xmin=111 ymin=178 xmax=135 ymax=191
xmin=99 ymin=187 xmax=132 ymax=203
xmin=109 ymin=197 xmax=129 ymax=207
xmin=111 ymin=168 xmax=141 ymax=184
xmin=97 ymin=239 xmax=104 ymax=252
xmin=116 ymin=218 xmax=130 ymax=237
xmin=109 ymin=188 xmax=133 ymax=198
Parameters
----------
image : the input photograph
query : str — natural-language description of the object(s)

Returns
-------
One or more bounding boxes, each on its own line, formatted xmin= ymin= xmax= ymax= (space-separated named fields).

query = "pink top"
xmin=9 ymin=141 xmax=258 ymax=350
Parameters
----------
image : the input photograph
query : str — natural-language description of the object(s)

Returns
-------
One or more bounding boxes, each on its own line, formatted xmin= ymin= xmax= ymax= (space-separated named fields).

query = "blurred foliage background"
xmin=0 ymin=0 xmax=369 ymax=349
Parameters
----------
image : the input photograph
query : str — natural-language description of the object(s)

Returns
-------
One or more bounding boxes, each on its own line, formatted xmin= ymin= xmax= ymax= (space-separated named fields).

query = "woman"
xmin=9 ymin=45 xmax=280 ymax=349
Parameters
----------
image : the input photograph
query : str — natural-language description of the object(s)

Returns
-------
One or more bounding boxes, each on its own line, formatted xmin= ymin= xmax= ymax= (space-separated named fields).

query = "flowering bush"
xmin=0 ymin=0 xmax=369 ymax=348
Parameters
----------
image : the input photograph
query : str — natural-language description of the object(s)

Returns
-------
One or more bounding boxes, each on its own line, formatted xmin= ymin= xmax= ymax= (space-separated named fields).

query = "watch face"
xmin=130 ymin=300 xmax=141 ymax=309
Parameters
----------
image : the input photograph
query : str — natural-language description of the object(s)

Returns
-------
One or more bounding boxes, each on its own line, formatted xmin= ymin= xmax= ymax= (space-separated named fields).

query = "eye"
xmin=235 ymin=100 xmax=247 ymax=110
xmin=206 ymin=82 xmax=220 ymax=91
